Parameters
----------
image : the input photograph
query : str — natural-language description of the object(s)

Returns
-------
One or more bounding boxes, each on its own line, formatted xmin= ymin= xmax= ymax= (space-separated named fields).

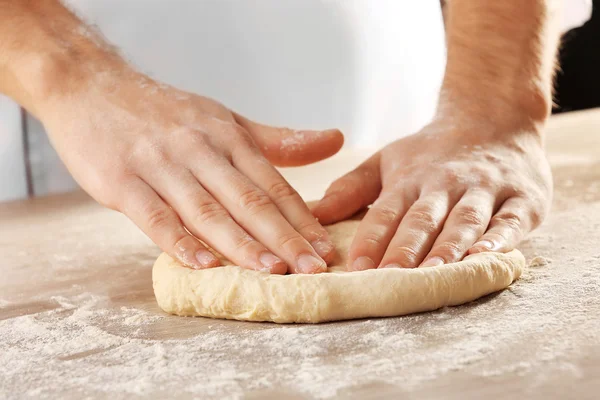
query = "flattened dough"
xmin=153 ymin=219 xmax=525 ymax=323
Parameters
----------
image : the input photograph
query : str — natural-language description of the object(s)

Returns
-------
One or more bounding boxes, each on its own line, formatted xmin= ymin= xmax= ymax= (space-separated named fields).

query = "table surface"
xmin=2 ymin=110 xmax=600 ymax=399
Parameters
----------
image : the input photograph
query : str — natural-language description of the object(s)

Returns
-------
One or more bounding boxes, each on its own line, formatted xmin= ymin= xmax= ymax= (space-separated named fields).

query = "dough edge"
xmin=152 ymin=250 xmax=525 ymax=324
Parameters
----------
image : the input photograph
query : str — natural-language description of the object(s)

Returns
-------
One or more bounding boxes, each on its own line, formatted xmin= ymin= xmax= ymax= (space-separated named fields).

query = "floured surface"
xmin=2 ymin=111 xmax=600 ymax=398
xmin=153 ymin=219 xmax=524 ymax=323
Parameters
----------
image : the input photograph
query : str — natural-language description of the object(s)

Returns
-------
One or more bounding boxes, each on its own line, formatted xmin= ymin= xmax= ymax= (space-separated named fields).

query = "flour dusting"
xmin=2 ymin=171 xmax=600 ymax=398
xmin=280 ymin=129 xmax=327 ymax=153
xmin=2 ymin=221 xmax=600 ymax=400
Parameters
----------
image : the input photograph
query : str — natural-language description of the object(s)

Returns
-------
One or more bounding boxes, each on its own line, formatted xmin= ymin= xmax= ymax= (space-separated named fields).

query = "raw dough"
xmin=153 ymin=219 xmax=525 ymax=323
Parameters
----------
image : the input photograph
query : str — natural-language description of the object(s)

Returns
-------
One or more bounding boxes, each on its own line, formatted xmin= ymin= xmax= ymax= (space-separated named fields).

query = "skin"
xmin=0 ymin=1 xmax=561 ymax=274
xmin=312 ymin=117 xmax=552 ymax=270
xmin=0 ymin=1 xmax=341 ymax=274
xmin=313 ymin=1 xmax=562 ymax=270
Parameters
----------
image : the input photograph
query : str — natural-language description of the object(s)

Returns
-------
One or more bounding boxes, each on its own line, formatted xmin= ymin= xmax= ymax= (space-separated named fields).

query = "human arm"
xmin=0 ymin=0 xmax=344 ymax=273
xmin=312 ymin=0 xmax=561 ymax=269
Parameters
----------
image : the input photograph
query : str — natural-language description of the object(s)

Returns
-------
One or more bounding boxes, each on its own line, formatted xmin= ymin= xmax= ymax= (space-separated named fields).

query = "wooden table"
xmin=2 ymin=110 xmax=600 ymax=399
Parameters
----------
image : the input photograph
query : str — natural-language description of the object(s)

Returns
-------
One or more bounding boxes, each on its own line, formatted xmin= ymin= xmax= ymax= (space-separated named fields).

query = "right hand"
xmin=39 ymin=68 xmax=343 ymax=274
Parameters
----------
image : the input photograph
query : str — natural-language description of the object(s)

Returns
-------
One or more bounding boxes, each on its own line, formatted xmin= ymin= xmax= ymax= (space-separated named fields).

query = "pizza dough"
xmin=153 ymin=219 xmax=525 ymax=323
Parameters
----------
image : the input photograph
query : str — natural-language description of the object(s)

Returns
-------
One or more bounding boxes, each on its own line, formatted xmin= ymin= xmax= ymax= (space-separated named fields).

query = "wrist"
xmin=435 ymin=81 xmax=550 ymax=137
xmin=18 ymin=47 xmax=129 ymax=118
xmin=438 ymin=1 xmax=559 ymax=138
xmin=0 ymin=1 xmax=129 ymax=119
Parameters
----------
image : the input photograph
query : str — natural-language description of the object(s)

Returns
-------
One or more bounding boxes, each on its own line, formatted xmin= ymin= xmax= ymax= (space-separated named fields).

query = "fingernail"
xmin=296 ymin=254 xmax=326 ymax=274
xmin=195 ymin=250 xmax=219 ymax=269
xmin=380 ymin=263 xmax=402 ymax=269
xmin=421 ymin=256 xmax=445 ymax=268
xmin=472 ymin=240 xmax=496 ymax=252
xmin=259 ymin=252 xmax=286 ymax=272
xmin=311 ymin=239 xmax=334 ymax=259
xmin=350 ymin=256 xmax=375 ymax=271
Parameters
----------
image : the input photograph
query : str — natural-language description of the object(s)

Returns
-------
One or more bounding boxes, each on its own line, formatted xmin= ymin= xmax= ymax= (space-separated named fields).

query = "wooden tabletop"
xmin=2 ymin=109 xmax=600 ymax=399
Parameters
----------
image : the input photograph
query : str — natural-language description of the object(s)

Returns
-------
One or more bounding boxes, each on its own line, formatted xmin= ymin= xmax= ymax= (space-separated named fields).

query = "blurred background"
xmin=554 ymin=0 xmax=600 ymax=113
xmin=0 ymin=0 xmax=596 ymax=202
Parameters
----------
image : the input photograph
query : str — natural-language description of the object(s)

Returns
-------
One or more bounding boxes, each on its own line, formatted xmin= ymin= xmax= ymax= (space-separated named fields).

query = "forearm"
xmin=0 ymin=0 xmax=127 ymax=118
xmin=438 ymin=0 xmax=562 ymax=133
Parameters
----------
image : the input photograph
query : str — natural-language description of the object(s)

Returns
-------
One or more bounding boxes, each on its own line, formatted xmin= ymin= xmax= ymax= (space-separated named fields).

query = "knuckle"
xmin=527 ymin=196 xmax=549 ymax=229
xmin=408 ymin=207 xmax=438 ymax=233
xmin=485 ymin=231 xmax=510 ymax=245
xmin=456 ymin=205 xmax=485 ymax=227
xmin=231 ymin=125 xmax=253 ymax=146
xmin=267 ymin=181 xmax=300 ymax=203
xmin=143 ymin=144 xmax=170 ymax=165
xmin=433 ymin=241 xmax=463 ymax=260
xmin=277 ymin=231 xmax=305 ymax=250
xmin=295 ymin=218 xmax=323 ymax=237
xmin=173 ymin=127 xmax=200 ymax=141
xmin=238 ymin=188 xmax=273 ymax=214
xmin=392 ymin=246 xmax=420 ymax=267
xmin=193 ymin=201 xmax=228 ymax=225
xmin=529 ymin=207 xmax=544 ymax=228
xmin=373 ymin=206 xmax=399 ymax=224
xmin=443 ymin=168 xmax=460 ymax=184
xmin=362 ymin=232 xmax=385 ymax=248
xmin=477 ymin=177 xmax=494 ymax=190
xmin=493 ymin=211 xmax=522 ymax=230
xmin=146 ymin=206 xmax=174 ymax=231
xmin=233 ymin=234 xmax=257 ymax=254
xmin=189 ymin=131 xmax=211 ymax=149
xmin=473 ymin=162 xmax=497 ymax=181
xmin=174 ymin=129 xmax=213 ymax=157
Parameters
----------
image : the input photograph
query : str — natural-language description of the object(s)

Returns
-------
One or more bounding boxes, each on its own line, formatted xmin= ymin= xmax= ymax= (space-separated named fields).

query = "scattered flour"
xmin=2 ymin=232 xmax=599 ymax=399
xmin=2 ymin=173 xmax=600 ymax=399
xmin=528 ymin=256 xmax=552 ymax=268
xmin=280 ymin=129 xmax=327 ymax=153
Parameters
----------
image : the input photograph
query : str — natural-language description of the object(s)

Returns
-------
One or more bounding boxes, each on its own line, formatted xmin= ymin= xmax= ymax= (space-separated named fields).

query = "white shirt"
xmin=0 ymin=0 xmax=591 ymax=201
xmin=66 ymin=0 xmax=446 ymax=146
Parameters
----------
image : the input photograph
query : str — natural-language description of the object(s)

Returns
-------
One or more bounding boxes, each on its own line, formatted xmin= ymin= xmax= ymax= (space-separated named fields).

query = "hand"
xmin=312 ymin=118 xmax=552 ymax=270
xmin=40 ymin=70 xmax=343 ymax=274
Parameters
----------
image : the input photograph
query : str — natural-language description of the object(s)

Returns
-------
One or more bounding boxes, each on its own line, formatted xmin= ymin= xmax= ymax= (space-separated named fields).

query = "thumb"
xmin=233 ymin=112 xmax=344 ymax=167
xmin=311 ymin=154 xmax=382 ymax=225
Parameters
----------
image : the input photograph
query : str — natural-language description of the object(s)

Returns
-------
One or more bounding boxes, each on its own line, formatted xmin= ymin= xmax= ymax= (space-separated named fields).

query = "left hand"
xmin=311 ymin=117 xmax=552 ymax=270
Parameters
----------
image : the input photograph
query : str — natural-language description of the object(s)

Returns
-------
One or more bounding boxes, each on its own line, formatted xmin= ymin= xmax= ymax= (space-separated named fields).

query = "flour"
xmin=280 ymin=129 xmax=327 ymax=153
xmin=528 ymin=255 xmax=551 ymax=268
xmin=2 ymin=227 xmax=600 ymax=400
xmin=2 ymin=185 xmax=600 ymax=399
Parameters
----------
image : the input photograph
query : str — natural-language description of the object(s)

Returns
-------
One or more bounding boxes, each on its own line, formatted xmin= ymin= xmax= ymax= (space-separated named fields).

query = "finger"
xmin=467 ymin=196 xmax=538 ymax=254
xmin=233 ymin=112 xmax=344 ymax=167
xmin=138 ymin=166 xmax=288 ymax=274
xmin=232 ymin=147 xmax=336 ymax=263
xmin=190 ymin=149 xmax=327 ymax=274
xmin=311 ymin=154 xmax=382 ymax=225
xmin=120 ymin=177 xmax=220 ymax=270
xmin=346 ymin=191 xmax=416 ymax=271
xmin=420 ymin=190 xmax=495 ymax=267
xmin=378 ymin=191 xmax=454 ymax=269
